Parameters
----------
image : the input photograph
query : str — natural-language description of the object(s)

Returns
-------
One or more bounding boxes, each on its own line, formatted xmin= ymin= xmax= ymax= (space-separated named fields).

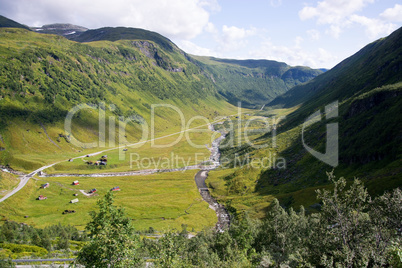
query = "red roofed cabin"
xmin=111 ymin=186 xmax=120 ymax=191
xmin=72 ymin=180 xmax=79 ymax=186
xmin=41 ymin=183 xmax=49 ymax=189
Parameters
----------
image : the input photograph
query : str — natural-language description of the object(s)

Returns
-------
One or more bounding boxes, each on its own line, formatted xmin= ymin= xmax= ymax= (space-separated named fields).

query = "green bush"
xmin=0 ymin=243 xmax=48 ymax=257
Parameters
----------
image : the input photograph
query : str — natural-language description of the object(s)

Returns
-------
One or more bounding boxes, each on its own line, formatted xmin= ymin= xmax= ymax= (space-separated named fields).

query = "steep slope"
xmin=209 ymin=27 xmax=402 ymax=216
xmin=269 ymin=26 xmax=402 ymax=128
xmin=65 ymin=26 xmax=323 ymax=107
xmin=26 ymin=21 xmax=323 ymax=109
xmin=0 ymin=27 xmax=235 ymax=171
xmin=192 ymin=56 xmax=323 ymax=108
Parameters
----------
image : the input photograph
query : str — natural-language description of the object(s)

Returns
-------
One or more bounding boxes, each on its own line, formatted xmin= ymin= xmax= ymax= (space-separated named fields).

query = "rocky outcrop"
xmin=345 ymin=90 xmax=401 ymax=119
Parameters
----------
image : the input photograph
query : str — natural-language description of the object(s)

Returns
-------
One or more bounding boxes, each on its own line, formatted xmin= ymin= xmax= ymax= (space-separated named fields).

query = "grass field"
xmin=207 ymin=168 xmax=276 ymax=219
xmin=0 ymin=105 xmax=256 ymax=232
xmin=0 ymin=170 xmax=217 ymax=232
xmin=0 ymin=171 xmax=19 ymax=198
xmin=48 ymin=125 xmax=217 ymax=174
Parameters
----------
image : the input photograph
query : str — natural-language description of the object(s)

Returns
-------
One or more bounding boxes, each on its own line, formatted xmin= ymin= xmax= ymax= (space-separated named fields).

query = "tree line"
xmin=75 ymin=172 xmax=401 ymax=267
xmin=1 ymin=172 xmax=400 ymax=267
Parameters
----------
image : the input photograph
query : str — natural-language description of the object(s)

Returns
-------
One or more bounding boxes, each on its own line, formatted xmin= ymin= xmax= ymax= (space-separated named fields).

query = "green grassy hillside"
xmin=192 ymin=56 xmax=323 ymax=108
xmin=207 ymin=27 xmax=402 ymax=217
xmin=0 ymin=28 xmax=238 ymax=171
xmin=269 ymin=26 xmax=402 ymax=128
xmin=37 ymin=25 xmax=323 ymax=109
xmin=0 ymin=25 xmax=239 ymax=231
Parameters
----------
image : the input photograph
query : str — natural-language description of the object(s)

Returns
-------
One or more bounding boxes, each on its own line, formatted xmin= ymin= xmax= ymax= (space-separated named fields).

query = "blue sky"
xmin=1 ymin=0 xmax=401 ymax=68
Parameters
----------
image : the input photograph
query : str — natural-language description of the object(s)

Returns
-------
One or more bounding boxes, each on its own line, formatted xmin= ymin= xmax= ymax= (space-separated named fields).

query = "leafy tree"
xmin=314 ymin=171 xmax=401 ymax=267
xmin=57 ymin=229 xmax=70 ymax=250
xmin=40 ymin=232 xmax=52 ymax=252
xmin=76 ymin=191 xmax=143 ymax=267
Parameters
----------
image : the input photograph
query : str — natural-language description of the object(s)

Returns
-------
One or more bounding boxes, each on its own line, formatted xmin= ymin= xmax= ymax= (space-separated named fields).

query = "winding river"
xmin=194 ymin=123 xmax=230 ymax=232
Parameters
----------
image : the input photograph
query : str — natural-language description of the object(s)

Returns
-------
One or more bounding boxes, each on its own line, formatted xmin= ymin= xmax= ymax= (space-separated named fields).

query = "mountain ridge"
xmin=191 ymin=56 xmax=323 ymax=108
xmin=0 ymin=14 xmax=323 ymax=108
xmin=0 ymin=15 xmax=30 ymax=30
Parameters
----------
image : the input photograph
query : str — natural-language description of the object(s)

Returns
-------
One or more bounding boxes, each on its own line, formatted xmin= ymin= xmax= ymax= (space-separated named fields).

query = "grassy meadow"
xmin=0 ymin=171 xmax=18 ymax=198
xmin=0 ymin=170 xmax=217 ymax=232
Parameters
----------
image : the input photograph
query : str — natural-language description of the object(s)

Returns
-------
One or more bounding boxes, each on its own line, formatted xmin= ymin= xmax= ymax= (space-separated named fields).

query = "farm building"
xmin=111 ymin=186 xmax=120 ymax=191
xmin=41 ymin=183 xmax=49 ymax=189
xmin=70 ymin=198 xmax=79 ymax=203
xmin=72 ymin=180 xmax=79 ymax=185
xmin=38 ymin=195 xmax=47 ymax=200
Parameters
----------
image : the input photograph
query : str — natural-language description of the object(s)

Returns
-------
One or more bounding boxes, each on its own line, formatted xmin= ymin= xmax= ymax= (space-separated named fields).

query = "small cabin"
xmin=41 ymin=183 xmax=49 ymax=189
xmin=72 ymin=180 xmax=79 ymax=186
xmin=38 ymin=195 xmax=47 ymax=200
xmin=70 ymin=198 xmax=79 ymax=203
xmin=111 ymin=186 xmax=120 ymax=191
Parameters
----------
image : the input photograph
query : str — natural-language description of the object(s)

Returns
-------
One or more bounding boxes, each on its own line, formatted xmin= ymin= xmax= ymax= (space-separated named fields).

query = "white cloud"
xmin=299 ymin=0 xmax=374 ymax=24
xmin=295 ymin=36 xmax=303 ymax=48
xmin=307 ymin=29 xmax=321 ymax=40
xmin=326 ymin=24 xmax=343 ymax=39
xmin=199 ymin=0 xmax=221 ymax=12
xmin=270 ymin=0 xmax=283 ymax=7
xmin=205 ymin=22 xmax=217 ymax=33
xmin=350 ymin=15 xmax=397 ymax=39
xmin=298 ymin=0 xmax=400 ymax=39
xmin=176 ymin=40 xmax=219 ymax=57
xmin=217 ymin=25 xmax=257 ymax=51
xmin=380 ymin=4 xmax=402 ymax=22
xmin=249 ymin=39 xmax=338 ymax=68
xmin=0 ymin=0 xmax=215 ymax=40
xmin=222 ymin=25 xmax=256 ymax=42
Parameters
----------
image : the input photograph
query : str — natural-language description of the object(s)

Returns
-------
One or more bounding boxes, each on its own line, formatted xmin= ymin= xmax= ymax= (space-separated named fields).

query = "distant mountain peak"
xmin=31 ymin=23 xmax=88 ymax=37
xmin=39 ymin=23 xmax=88 ymax=31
